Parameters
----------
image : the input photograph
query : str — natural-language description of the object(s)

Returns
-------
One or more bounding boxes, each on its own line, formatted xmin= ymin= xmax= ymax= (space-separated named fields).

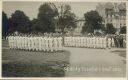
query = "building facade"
xmin=96 ymin=2 xmax=126 ymax=32
xmin=73 ymin=17 xmax=85 ymax=35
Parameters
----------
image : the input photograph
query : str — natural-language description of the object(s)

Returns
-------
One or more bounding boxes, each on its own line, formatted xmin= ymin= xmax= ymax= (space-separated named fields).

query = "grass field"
xmin=2 ymin=42 xmax=71 ymax=77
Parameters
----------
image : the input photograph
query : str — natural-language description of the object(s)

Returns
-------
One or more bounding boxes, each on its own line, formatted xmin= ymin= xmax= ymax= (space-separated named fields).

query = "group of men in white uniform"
xmin=64 ymin=36 xmax=115 ymax=49
xmin=7 ymin=33 xmax=115 ymax=52
xmin=7 ymin=34 xmax=63 ymax=52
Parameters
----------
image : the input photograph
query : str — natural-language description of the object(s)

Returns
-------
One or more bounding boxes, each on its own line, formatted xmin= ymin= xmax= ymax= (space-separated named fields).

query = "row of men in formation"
xmin=7 ymin=35 xmax=115 ymax=52
xmin=7 ymin=35 xmax=63 ymax=52
xmin=64 ymin=36 xmax=115 ymax=49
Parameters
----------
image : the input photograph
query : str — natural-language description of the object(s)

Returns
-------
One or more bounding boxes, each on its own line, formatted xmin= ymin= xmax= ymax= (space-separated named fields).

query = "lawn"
xmin=2 ymin=49 xmax=70 ymax=77
xmin=111 ymin=49 xmax=126 ymax=64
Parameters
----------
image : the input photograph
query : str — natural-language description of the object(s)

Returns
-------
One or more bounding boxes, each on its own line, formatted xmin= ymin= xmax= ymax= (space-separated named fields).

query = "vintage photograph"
xmin=2 ymin=1 xmax=126 ymax=77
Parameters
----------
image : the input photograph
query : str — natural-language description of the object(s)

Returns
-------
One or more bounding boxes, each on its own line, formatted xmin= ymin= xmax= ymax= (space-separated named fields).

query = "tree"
xmin=82 ymin=11 xmax=103 ymax=34
xmin=31 ymin=19 xmax=49 ymax=33
xmin=32 ymin=3 xmax=58 ymax=33
xmin=31 ymin=19 xmax=38 ymax=32
xmin=105 ymin=23 xmax=116 ymax=34
xmin=31 ymin=3 xmax=77 ymax=34
xmin=2 ymin=12 xmax=9 ymax=37
xmin=50 ymin=3 xmax=77 ymax=45
xmin=120 ymin=26 xmax=126 ymax=34
xmin=10 ymin=10 xmax=31 ymax=33
xmin=57 ymin=4 xmax=77 ymax=34
xmin=38 ymin=3 xmax=58 ymax=20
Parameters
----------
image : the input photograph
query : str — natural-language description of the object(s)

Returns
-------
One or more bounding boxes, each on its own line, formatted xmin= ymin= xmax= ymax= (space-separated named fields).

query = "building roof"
xmin=104 ymin=3 xmax=114 ymax=9
xmin=118 ymin=3 xmax=126 ymax=10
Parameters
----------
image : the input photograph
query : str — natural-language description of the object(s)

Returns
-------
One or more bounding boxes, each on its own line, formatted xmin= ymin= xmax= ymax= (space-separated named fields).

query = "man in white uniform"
xmin=43 ymin=36 xmax=46 ymax=52
xmin=8 ymin=35 xmax=11 ymax=49
xmin=86 ymin=36 xmax=88 ymax=48
xmin=14 ymin=35 xmax=17 ymax=49
xmin=19 ymin=34 xmax=21 ymax=50
xmin=28 ymin=35 xmax=31 ymax=51
xmin=99 ymin=37 xmax=102 ymax=48
xmin=16 ymin=35 xmax=19 ymax=49
xmin=65 ymin=37 xmax=67 ymax=47
xmin=13 ymin=35 xmax=16 ymax=49
xmin=49 ymin=37 xmax=52 ymax=52
xmin=33 ymin=36 xmax=36 ymax=51
xmin=54 ymin=37 xmax=58 ymax=51
xmin=98 ymin=37 xmax=101 ymax=48
xmin=111 ymin=37 xmax=115 ymax=47
xmin=30 ymin=35 xmax=33 ymax=51
xmin=51 ymin=37 xmax=54 ymax=52
xmin=20 ymin=35 xmax=23 ymax=50
xmin=80 ymin=37 xmax=83 ymax=47
xmin=38 ymin=36 xmax=42 ymax=51
xmin=88 ymin=36 xmax=90 ymax=48
xmin=25 ymin=35 xmax=28 ymax=50
xmin=95 ymin=37 xmax=98 ymax=48
xmin=84 ymin=37 xmax=87 ymax=48
xmin=9 ymin=35 xmax=12 ymax=49
xmin=74 ymin=37 xmax=76 ymax=47
xmin=36 ymin=36 xmax=39 ymax=51
xmin=107 ymin=37 xmax=111 ymax=49
xmin=103 ymin=37 xmax=107 ymax=49
xmin=68 ymin=37 xmax=70 ymax=47
xmin=59 ymin=37 xmax=63 ymax=50
xmin=90 ymin=36 xmax=92 ymax=48
xmin=42 ymin=37 xmax=45 ymax=51
xmin=46 ymin=37 xmax=49 ymax=52
xmin=24 ymin=35 xmax=27 ymax=50
xmin=19 ymin=35 xmax=22 ymax=50
xmin=37 ymin=36 xmax=40 ymax=51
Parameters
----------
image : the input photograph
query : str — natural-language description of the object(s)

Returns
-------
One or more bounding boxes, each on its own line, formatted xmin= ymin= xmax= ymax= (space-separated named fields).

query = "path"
xmin=64 ymin=47 xmax=126 ymax=77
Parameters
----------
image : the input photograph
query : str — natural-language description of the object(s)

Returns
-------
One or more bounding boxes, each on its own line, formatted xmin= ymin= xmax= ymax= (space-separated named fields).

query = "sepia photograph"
xmin=2 ymin=1 xmax=126 ymax=77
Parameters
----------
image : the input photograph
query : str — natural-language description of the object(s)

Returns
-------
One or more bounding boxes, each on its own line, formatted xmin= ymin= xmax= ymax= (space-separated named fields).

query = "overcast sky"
xmin=3 ymin=1 xmax=99 ymax=20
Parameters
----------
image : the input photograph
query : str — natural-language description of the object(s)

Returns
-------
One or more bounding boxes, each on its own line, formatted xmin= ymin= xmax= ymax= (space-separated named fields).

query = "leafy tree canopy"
xmin=10 ymin=10 xmax=31 ymax=33
xmin=57 ymin=4 xmax=77 ymax=33
xmin=38 ymin=3 xmax=58 ymax=20
xmin=105 ymin=23 xmax=116 ymax=34
xmin=82 ymin=10 xmax=103 ymax=34
xmin=120 ymin=26 xmax=126 ymax=34
xmin=2 ymin=11 xmax=9 ymax=37
xmin=32 ymin=3 xmax=58 ymax=33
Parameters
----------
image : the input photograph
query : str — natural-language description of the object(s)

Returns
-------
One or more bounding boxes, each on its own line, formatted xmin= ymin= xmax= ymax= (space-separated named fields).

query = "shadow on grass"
xmin=2 ymin=60 xmax=69 ymax=77
xmin=111 ymin=49 xmax=126 ymax=64
xmin=111 ymin=50 xmax=126 ymax=58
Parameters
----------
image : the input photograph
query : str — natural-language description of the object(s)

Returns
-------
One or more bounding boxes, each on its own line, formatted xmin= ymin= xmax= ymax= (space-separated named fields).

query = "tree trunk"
xmin=62 ymin=29 xmax=65 ymax=46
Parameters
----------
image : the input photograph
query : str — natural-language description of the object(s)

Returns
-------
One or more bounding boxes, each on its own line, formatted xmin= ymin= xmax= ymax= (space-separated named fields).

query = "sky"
xmin=3 ymin=1 xmax=99 ymax=20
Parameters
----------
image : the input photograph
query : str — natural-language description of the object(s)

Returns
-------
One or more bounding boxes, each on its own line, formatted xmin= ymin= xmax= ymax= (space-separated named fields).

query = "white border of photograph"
xmin=0 ymin=0 xmax=127 ymax=80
